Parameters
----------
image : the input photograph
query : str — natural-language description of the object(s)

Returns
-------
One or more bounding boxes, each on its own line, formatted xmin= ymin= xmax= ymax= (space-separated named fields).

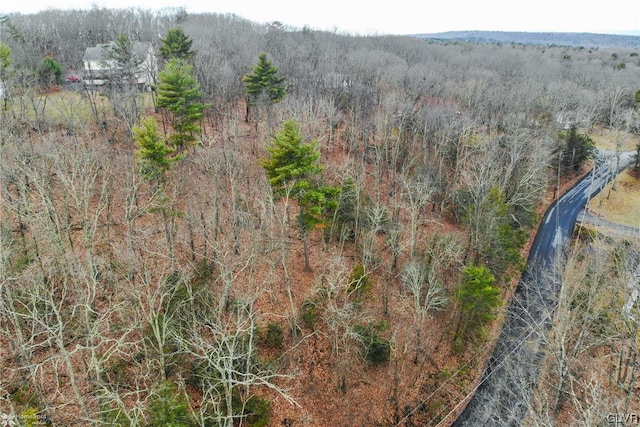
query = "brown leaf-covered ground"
xmin=0 ymin=97 xmax=607 ymax=427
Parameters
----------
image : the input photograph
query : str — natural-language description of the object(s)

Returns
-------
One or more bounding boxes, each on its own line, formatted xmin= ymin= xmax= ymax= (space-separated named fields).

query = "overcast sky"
xmin=4 ymin=0 xmax=640 ymax=36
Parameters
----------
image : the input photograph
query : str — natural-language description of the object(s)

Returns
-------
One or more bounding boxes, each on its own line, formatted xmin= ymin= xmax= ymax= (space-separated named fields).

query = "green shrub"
xmin=145 ymin=380 xmax=196 ymax=427
xmin=326 ymin=177 xmax=372 ymax=243
xmin=20 ymin=408 xmax=39 ymax=427
xmin=9 ymin=383 xmax=39 ymax=407
xmin=203 ymin=389 xmax=271 ymax=427
xmin=573 ymin=224 xmax=597 ymax=242
xmin=300 ymin=299 xmax=318 ymax=330
xmin=187 ymin=334 xmax=254 ymax=390
xmin=192 ymin=259 xmax=217 ymax=285
xmin=164 ymin=268 xmax=215 ymax=334
xmin=243 ymin=395 xmax=271 ymax=427
xmin=99 ymin=401 xmax=133 ymax=427
xmin=260 ymin=322 xmax=284 ymax=349
xmin=100 ymin=357 xmax=132 ymax=389
xmin=347 ymin=263 xmax=375 ymax=300
xmin=356 ymin=320 xmax=391 ymax=365
xmin=12 ymin=252 xmax=34 ymax=274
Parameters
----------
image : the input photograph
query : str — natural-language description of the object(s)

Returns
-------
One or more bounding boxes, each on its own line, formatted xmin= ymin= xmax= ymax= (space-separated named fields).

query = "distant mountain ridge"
xmin=413 ymin=31 xmax=640 ymax=49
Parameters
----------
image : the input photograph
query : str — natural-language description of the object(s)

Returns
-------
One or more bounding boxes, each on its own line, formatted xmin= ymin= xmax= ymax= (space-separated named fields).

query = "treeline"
xmin=0 ymin=7 xmax=639 ymax=426
xmin=3 ymin=7 xmax=640 ymax=125
xmin=415 ymin=30 xmax=640 ymax=49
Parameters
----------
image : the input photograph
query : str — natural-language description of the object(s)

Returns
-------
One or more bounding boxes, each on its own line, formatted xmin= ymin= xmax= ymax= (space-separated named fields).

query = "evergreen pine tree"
xmin=159 ymin=27 xmax=193 ymax=61
xmin=560 ymin=125 xmax=595 ymax=174
xmin=243 ymin=53 xmax=286 ymax=121
xmin=262 ymin=119 xmax=339 ymax=271
xmin=156 ymin=58 xmax=205 ymax=150
xmin=145 ymin=381 xmax=196 ymax=427
xmin=455 ymin=264 xmax=501 ymax=349
xmin=108 ymin=34 xmax=138 ymax=85
xmin=37 ymin=55 xmax=64 ymax=88
xmin=133 ymin=116 xmax=184 ymax=183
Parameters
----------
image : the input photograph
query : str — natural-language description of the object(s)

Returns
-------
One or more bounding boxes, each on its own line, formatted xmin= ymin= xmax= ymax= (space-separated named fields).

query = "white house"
xmin=83 ymin=41 xmax=157 ymax=88
xmin=554 ymin=110 xmax=590 ymax=130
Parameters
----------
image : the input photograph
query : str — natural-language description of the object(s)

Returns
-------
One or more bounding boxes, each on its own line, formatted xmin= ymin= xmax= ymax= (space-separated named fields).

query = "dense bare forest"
xmin=0 ymin=7 xmax=639 ymax=426
xmin=414 ymin=31 xmax=640 ymax=49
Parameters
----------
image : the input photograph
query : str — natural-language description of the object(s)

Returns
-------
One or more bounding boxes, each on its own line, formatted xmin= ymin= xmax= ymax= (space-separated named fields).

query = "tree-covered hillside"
xmin=415 ymin=30 xmax=640 ymax=49
xmin=0 ymin=7 xmax=639 ymax=426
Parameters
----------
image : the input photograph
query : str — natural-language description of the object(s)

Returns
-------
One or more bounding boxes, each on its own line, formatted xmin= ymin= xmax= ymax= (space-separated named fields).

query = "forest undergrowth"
xmin=1 ymin=8 xmax=639 ymax=426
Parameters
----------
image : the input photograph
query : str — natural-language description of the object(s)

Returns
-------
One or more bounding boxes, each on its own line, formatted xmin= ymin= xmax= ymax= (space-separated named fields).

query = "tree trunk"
xmin=303 ymin=230 xmax=311 ymax=272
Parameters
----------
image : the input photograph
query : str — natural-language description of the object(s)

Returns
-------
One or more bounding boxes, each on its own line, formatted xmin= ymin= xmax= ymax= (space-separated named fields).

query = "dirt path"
xmin=577 ymin=209 xmax=640 ymax=238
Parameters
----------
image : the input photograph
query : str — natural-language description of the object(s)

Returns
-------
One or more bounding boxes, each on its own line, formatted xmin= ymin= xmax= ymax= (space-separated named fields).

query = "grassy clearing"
xmin=588 ymin=168 xmax=640 ymax=228
xmin=586 ymin=126 xmax=640 ymax=229
xmin=6 ymin=88 xmax=155 ymax=127
xmin=590 ymin=125 xmax=640 ymax=151
xmin=46 ymin=90 xmax=97 ymax=124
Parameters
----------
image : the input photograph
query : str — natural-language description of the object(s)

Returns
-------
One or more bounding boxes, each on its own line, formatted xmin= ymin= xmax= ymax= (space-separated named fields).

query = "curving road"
xmin=452 ymin=150 xmax=636 ymax=426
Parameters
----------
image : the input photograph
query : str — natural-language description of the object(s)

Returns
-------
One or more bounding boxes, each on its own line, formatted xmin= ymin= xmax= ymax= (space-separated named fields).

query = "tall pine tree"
xmin=559 ymin=125 xmax=595 ymax=175
xmin=156 ymin=58 xmax=205 ymax=150
xmin=133 ymin=116 xmax=184 ymax=183
xmin=455 ymin=264 xmax=501 ymax=351
xmin=159 ymin=27 xmax=193 ymax=61
xmin=243 ymin=53 xmax=286 ymax=122
xmin=262 ymin=119 xmax=339 ymax=272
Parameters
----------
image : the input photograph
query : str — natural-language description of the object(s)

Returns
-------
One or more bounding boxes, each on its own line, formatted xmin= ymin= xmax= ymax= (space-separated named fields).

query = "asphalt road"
xmin=452 ymin=150 xmax=636 ymax=426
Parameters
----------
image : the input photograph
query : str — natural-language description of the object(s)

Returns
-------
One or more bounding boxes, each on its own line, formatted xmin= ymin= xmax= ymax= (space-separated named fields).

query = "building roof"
xmin=83 ymin=41 xmax=153 ymax=63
